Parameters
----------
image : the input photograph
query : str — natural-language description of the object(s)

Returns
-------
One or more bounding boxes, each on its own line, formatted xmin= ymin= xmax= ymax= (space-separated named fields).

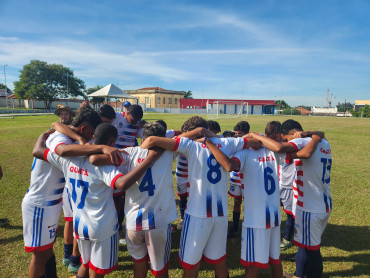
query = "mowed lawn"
xmin=0 ymin=113 xmax=369 ymax=277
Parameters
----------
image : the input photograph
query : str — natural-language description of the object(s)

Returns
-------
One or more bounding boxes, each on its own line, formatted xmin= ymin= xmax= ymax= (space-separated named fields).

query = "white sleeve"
xmin=232 ymin=150 xmax=245 ymax=172
xmin=47 ymin=133 xmax=73 ymax=154
xmin=97 ymin=165 xmax=124 ymax=189
xmin=289 ymin=138 xmax=310 ymax=151
xmin=46 ymin=150 xmax=68 ymax=171
xmin=225 ymin=137 xmax=248 ymax=155
xmin=173 ymin=137 xmax=196 ymax=158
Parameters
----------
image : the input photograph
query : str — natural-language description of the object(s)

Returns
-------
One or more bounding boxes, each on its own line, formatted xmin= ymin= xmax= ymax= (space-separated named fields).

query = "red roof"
xmin=180 ymin=98 xmax=275 ymax=108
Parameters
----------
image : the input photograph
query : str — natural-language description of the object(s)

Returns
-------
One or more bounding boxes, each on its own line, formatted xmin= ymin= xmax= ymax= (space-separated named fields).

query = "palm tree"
xmin=184 ymin=90 xmax=193 ymax=99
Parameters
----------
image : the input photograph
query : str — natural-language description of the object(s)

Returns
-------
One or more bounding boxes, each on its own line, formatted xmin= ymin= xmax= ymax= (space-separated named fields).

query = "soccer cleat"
xmin=176 ymin=220 xmax=184 ymax=230
xmin=119 ymin=239 xmax=126 ymax=245
xmin=62 ymin=257 xmax=70 ymax=266
xmin=280 ymin=238 xmax=293 ymax=250
xmin=68 ymin=263 xmax=81 ymax=273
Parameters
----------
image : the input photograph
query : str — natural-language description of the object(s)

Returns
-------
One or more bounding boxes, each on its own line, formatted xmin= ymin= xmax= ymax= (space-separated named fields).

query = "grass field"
xmin=0 ymin=113 xmax=369 ymax=277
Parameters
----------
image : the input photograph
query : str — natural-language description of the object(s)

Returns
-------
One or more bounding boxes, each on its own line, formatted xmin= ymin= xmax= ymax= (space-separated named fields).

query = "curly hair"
xmin=233 ymin=121 xmax=250 ymax=134
xmin=207 ymin=120 xmax=221 ymax=134
xmin=181 ymin=116 xmax=208 ymax=132
xmin=72 ymin=107 xmax=102 ymax=128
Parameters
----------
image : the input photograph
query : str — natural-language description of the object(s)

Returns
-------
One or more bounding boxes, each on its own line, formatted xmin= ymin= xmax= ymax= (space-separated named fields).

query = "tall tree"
xmin=13 ymin=60 xmax=86 ymax=109
xmin=336 ymin=102 xmax=354 ymax=112
xmin=275 ymin=100 xmax=290 ymax=110
xmin=85 ymin=85 xmax=105 ymax=104
xmin=184 ymin=90 xmax=193 ymax=99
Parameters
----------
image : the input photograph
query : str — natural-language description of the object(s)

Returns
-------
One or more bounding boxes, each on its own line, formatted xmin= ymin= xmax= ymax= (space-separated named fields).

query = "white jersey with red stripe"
xmin=279 ymin=163 xmax=295 ymax=190
xmin=120 ymin=148 xmax=178 ymax=231
xmin=46 ymin=150 xmax=122 ymax=241
xmin=174 ymin=137 xmax=247 ymax=218
xmin=23 ymin=132 xmax=73 ymax=207
xmin=289 ymin=138 xmax=333 ymax=214
xmin=112 ymin=112 xmax=143 ymax=148
xmin=176 ymin=153 xmax=189 ymax=186
xmin=233 ymin=147 xmax=287 ymax=229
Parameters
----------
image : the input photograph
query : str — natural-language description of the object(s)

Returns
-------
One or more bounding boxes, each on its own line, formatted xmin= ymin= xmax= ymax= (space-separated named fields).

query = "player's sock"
xmin=305 ymin=249 xmax=323 ymax=278
xmin=179 ymin=198 xmax=187 ymax=219
xmin=44 ymin=253 xmax=57 ymax=278
xmin=70 ymin=255 xmax=81 ymax=267
xmin=294 ymin=247 xmax=308 ymax=277
xmin=64 ymin=243 xmax=73 ymax=259
xmin=284 ymin=213 xmax=294 ymax=241
xmin=232 ymin=211 xmax=240 ymax=232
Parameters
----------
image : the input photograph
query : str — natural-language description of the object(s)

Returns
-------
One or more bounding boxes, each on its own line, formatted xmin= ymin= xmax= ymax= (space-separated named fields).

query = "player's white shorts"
xmin=177 ymin=182 xmax=189 ymax=197
xmin=22 ymin=200 xmax=62 ymax=252
xmin=126 ymin=224 xmax=172 ymax=276
xmin=241 ymin=226 xmax=281 ymax=268
xmin=178 ymin=214 xmax=228 ymax=269
xmin=228 ymin=183 xmax=242 ymax=199
xmin=280 ymin=187 xmax=293 ymax=215
xmin=62 ymin=187 xmax=73 ymax=221
xmin=293 ymin=210 xmax=330 ymax=250
xmin=78 ymin=231 xmax=118 ymax=275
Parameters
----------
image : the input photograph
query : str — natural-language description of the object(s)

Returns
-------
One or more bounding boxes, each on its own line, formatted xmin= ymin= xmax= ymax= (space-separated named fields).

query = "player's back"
xmin=174 ymin=137 xmax=247 ymax=218
xmin=47 ymin=152 xmax=120 ymax=241
xmin=293 ymin=138 xmax=332 ymax=213
xmin=122 ymin=147 xmax=178 ymax=231
xmin=235 ymin=147 xmax=284 ymax=229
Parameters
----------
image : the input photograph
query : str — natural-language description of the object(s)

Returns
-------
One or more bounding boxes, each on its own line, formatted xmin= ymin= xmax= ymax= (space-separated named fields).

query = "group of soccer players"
xmin=22 ymin=103 xmax=332 ymax=278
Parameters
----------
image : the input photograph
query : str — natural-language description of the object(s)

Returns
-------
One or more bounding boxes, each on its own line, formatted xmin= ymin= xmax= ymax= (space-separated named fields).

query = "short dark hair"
xmin=234 ymin=121 xmax=250 ymax=134
xmin=155 ymin=120 xmax=167 ymax=131
xmin=128 ymin=105 xmax=143 ymax=120
xmin=93 ymin=123 xmax=118 ymax=145
xmin=72 ymin=107 xmax=102 ymax=128
xmin=143 ymin=122 xmax=166 ymax=138
xmin=182 ymin=116 xmax=208 ymax=132
xmin=265 ymin=121 xmax=281 ymax=138
xmin=280 ymin=119 xmax=303 ymax=135
xmin=222 ymin=130 xmax=235 ymax=138
xmin=207 ymin=120 xmax=221 ymax=134
xmin=98 ymin=104 xmax=116 ymax=120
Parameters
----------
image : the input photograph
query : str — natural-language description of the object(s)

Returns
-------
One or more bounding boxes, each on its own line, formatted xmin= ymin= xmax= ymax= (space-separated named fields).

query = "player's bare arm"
xmin=204 ymin=138 xmax=240 ymax=172
xmin=51 ymin=121 xmax=87 ymax=145
xmin=250 ymin=133 xmax=296 ymax=153
xmin=290 ymin=134 xmax=322 ymax=160
xmin=140 ymin=136 xmax=177 ymax=150
xmin=178 ymin=127 xmax=216 ymax=140
xmin=114 ymin=147 xmax=164 ymax=191
xmin=293 ymin=130 xmax=325 ymax=139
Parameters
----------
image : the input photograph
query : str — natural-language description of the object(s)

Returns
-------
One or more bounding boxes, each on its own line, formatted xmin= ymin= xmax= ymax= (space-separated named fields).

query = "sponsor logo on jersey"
xmin=320 ymin=147 xmax=331 ymax=154
xmin=258 ymin=156 xmax=275 ymax=162
xmin=69 ymin=166 xmax=88 ymax=176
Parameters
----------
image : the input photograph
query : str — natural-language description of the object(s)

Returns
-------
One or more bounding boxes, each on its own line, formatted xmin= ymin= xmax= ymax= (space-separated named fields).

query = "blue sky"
xmin=1 ymin=0 xmax=369 ymax=107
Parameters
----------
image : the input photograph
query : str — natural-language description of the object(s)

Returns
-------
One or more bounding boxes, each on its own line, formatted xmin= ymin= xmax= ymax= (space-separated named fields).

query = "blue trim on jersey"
xmin=179 ymin=214 xmax=190 ymax=260
xmin=83 ymin=224 xmax=89 ymax=240
xmin=31 ymin=207 xmax=38 ymax=247
xmin=58 ymin=177 xmax=66 ymax=184
xmin=44 ymin=197 xmax=63 ymax=206
xmin=53 ymin=188 xmax=64 ymax=195
xmin=122 ymin=131 xmax=137 ymax=136
xmin=206 ymin=190 xmax=212 ymax=217
xmin=329 ymin=197 xmax=332 ymax=210
xmin=38 ymin=208 xmax=44 ymax=246
xmin=178 ymin=162 xmax=188 ymax=167
xmin=148 ymin=209 xmax=155 ymax=230
xmin=136 ymin=208 xmax=143 ymax=230
xmin=274 ymin=209 xmax=279 ymax=227
xmin=265 ymin=206 xmax=271 ymax=228
xmin=31 ymin=158 xmax=37 ymax=171
xmin=74 ymin=215 xmax=80 ymax=238
xmin=246 ymin=228 xmax=255 ymax=262
xmin=217 ymin=195 xmax=224 ymax=216
xmin=323 ymin=194 xmax=329 ymax=212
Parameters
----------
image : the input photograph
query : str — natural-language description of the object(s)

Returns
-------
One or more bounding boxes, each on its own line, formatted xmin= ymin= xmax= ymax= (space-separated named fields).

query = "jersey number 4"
xmin=139 ymin=168 xmax=156 ymax=196
xmin=70 ymin=178 xmax=89 ymax=209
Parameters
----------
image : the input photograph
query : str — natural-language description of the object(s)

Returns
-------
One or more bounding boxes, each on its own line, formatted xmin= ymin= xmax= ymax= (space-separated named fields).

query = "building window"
xmin=169 ymin=98 xmax=172 ymax=104
xmin=163 ymin=97 xmax=165 ymax=104
xmin=158 ymin=97 xmax=161 ymax=104
xmin=145 ymin=97 xmax=149 ymax=103
xmin=175 ymin=98 xmax=177 ymax=104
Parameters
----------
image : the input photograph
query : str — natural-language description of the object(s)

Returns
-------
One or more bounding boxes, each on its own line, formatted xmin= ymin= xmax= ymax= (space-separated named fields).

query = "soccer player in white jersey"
xmin=205 ymin=122 xmax=322 ymax=278
xmin=22 ymin=108 xmax=123 ymax=278
xmin=33 ymin=123 xmax=162 ymax=278
xmin=249 ymin=120 xmax=328 ymax=278
xmin=117 ymin=122 xmax=178 ymax=278
xmin=141 ymin=116 xmax=261 ymax=278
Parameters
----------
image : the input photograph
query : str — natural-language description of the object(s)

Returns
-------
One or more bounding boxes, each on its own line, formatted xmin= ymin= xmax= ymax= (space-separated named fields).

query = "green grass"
xmin=0 ymin=114 xmax=369 ymax=277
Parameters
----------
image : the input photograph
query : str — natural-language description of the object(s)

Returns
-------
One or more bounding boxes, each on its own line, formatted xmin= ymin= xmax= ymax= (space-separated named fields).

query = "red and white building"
xmin=180 ymin=98 xmax=276 ymax=115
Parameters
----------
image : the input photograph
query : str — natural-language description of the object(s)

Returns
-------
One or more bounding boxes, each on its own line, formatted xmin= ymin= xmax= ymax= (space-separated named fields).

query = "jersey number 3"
xmin=139 ymin=168 xmax=156 ymax=196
